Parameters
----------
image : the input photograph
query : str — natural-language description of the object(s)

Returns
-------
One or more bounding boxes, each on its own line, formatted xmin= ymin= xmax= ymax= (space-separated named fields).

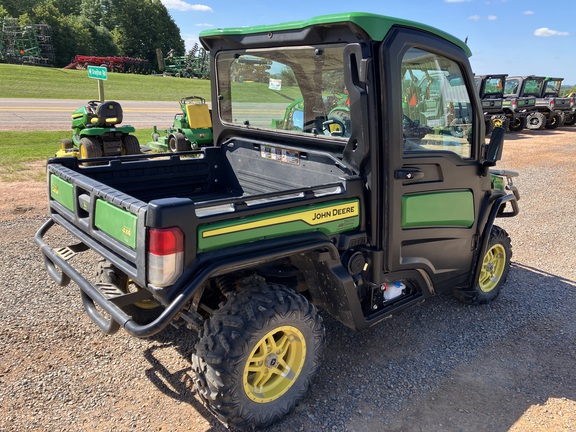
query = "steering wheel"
xmin=328 ymin=108 xmax=351 ymax=137
xmin=86 ymin=100 xmax=101 ymax=114
xmin=322 ymin=118 xmax=346 ymax=137
xmin=180 ymin=95 xmax=206 ymax=105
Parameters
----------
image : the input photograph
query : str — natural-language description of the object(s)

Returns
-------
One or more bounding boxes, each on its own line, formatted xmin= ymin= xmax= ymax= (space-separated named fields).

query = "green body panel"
xmin=490 ymin=173 xmax=505 ymax=191
xmin=94 ymin=199 xmax=138 ymax=249
xmin=198 ymin=199 xmax=360 ymax=252
xmin=200 ymin=12 xmax=471 ymax=57
xmin=401 ymin=190 xmax=474 ymax=228
xmin=79 ymin=125 xmax=135 ymax=136
xmin=50 ymin=174 xmax=74 ymax=211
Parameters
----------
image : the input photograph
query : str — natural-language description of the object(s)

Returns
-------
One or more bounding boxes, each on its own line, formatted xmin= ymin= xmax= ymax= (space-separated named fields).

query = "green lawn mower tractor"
xmin=56 ymin=100 xmax=141 ymax=159
xmin=148 ymin=96 xmax=213 ymax=152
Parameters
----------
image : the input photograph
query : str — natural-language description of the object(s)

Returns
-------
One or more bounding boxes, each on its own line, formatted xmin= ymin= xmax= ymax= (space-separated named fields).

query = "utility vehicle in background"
xmin=36 ymin=13 xmax=520 ymax=430
xmin=475 ymin=74 xmax=536 ymax=133
xmin=505 ymin=75 xmax=573 ymax=130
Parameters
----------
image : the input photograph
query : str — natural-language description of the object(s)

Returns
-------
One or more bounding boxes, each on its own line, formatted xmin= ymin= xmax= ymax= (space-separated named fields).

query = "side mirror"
xmin=484 ymin=126 xmax=505 ymax=167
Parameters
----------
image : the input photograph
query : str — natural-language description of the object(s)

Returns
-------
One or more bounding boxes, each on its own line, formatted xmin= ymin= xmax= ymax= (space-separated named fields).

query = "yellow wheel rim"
xmin=243 ymin=325 xmax=306 ymax=403
xmin=479 ymin=244 xmax=506 ymax=292
xmin=493 ymin=118 xmax=503 ymax=128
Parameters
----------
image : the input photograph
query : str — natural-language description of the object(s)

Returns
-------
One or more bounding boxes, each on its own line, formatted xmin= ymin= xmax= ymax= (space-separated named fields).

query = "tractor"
xmin=56 ymin=100 xmax=141 ymax=159
xmin=148 ymin=95 xmax=213 ymax=152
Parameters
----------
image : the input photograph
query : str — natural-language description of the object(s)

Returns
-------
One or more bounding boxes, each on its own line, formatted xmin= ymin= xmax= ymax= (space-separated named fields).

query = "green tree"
xmin=0 ymin=5 xmax=9 ymax=19
xmin=2 ymin=0 xmax=185 ymax=67
xmin=109 ymin=0 xmax=183 ymax=63
xmin=0 ymin=0 xmax=41 ymax=18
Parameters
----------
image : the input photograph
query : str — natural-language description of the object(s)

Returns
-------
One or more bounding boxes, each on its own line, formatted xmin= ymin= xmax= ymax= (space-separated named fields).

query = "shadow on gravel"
xmin=142 ymin=328 xmax=227 ymax=431
xmin=503 ymin=129 xmax=568 ymax=141
xmin=137 ymin=263 xmax=575 ymax=432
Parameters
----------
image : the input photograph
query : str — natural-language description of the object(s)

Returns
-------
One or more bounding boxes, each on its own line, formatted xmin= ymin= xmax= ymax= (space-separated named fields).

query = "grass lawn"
xmin=0 ymin=128 xmax=153 ymax=181
xmin=0 ymin=64 xmax=304 ymax=103
xmin=0 ymin=64 xmax=211 ymax=101
xmin=1 ymin=64 xmax=304 ymax=182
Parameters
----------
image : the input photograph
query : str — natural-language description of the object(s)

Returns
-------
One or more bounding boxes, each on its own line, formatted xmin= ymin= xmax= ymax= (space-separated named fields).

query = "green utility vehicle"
xmin=148 ymin=95 xmax=213 ymax=152
xmin=475 ymin=74 xmax=536 ymax=133
xmin=36 ymin=13 xmax=520 ymax=431
xmin=505 ymin=75 xmax=572 ymax=130
xmin=56 ymin=100 xmax=141 ymax=159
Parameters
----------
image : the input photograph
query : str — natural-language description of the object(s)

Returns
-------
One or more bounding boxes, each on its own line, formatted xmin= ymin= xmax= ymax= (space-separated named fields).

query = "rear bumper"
xmin=35 ymin=218 xmax=199 ymax=337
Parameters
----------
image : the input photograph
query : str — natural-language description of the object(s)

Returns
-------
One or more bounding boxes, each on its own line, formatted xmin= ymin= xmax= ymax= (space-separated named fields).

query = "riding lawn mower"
xmin=148 ymin=95 xmax=213 ymax=152
xmin=56 ymin=100 xmax=141 ymax=159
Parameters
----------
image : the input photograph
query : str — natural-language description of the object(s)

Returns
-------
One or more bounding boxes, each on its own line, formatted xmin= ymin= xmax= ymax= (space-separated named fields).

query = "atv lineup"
xmin=505 ymin=75 xmax=574 ymax=130
xmin=475 ymin=74 xmax=536 ymax=133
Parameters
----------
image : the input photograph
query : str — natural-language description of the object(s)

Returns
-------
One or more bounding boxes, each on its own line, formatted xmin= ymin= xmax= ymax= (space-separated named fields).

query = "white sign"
xmin=268 ymin=79 xmax=282 ymax=91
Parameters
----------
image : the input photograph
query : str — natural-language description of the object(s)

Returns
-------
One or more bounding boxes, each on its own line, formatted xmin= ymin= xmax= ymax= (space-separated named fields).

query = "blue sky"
xmin=160 ymin=0 xmax=575 ymax=85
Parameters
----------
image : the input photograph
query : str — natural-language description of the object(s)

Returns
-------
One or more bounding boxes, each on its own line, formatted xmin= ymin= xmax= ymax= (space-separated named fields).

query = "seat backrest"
xmin=93 ymin=101 xmax=123 ymax=126
xmin=185 ymin=103 xmax=212 ymax=129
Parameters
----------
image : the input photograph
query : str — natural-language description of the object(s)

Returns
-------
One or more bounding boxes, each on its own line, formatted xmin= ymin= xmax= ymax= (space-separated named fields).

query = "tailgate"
xmin=47 ymin=161 xmax=148 ymax=285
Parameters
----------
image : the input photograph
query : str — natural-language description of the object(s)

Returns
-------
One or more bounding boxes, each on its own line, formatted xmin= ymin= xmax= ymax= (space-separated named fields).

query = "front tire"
xmin=168 ymin=132 xmax=189 ymax=152
xmin=453 ymin=225 xmax=511 ymax=305
xmin=192 ymin=283 xmax=325 ymax=430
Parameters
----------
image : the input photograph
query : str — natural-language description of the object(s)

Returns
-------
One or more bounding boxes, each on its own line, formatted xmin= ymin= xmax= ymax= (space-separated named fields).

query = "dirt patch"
xmin=1 ymin=128 xmax=575 ymax=432
xmin=0 ymin=161 xmax=46 ymax=221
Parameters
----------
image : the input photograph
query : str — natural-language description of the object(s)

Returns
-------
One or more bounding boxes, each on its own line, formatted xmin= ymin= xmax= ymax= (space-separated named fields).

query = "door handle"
xmin=395 ymin=168 xmax=424 ymax=180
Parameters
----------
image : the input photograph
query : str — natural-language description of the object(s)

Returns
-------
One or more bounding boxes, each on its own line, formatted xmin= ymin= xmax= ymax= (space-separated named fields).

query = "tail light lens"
xmin=570 ymin=97 xmax=575 ymax=108
xmin=148 ymin=227 xmax=184 ymax=287
xmin=512 ymin=100 xmax=517 ymax=110
xmin=549 ymin=99 xmax=555 ymax=109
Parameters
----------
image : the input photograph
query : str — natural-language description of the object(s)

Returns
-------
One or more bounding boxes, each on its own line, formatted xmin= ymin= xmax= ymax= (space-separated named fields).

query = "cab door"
xmin=380 ymin=28 xmax=490 ymax=291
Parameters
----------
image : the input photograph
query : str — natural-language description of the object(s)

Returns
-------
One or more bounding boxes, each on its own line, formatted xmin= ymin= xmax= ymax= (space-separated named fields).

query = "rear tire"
xmin=544 ymin=113 xmax=561 ymax=130
xmin=453 ymin=225 xmax=511 ymax=305
xmin=79 ymin=136 xmax=102 ymax=159
xmin=121 ymin=134 xmax=141 ymax=155
xmin=563 ymin=114 xmax=576 ymax=126
xmin=508 ymin=116 xmax=525 ymax=132
xmin=192 ymin=282 xmax=325 ymax=430
xmin=484 ymin=119 xmax=494 ymax=136
xmin=526 ymin=112 xmax=546 ymax=130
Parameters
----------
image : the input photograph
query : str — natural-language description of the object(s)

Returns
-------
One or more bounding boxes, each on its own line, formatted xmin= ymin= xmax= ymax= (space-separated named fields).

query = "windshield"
xmin=482 ymin=77 xmax=505 ymax=97
xmin=543 ymin=79 xmax=561 ymax=96
xmin=522 ymin=78 xmax=543 ymax=97
xmin=215 ymin=45 xmax=350 ymax=140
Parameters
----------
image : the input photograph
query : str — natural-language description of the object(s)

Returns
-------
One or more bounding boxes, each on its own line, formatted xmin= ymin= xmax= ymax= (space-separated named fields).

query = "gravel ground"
xmin=1 ymin=129 xmax=575 ymax=431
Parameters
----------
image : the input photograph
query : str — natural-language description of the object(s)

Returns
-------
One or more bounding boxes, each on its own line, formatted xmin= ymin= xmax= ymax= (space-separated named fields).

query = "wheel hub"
xmin=265 ymin=353 xmax=279 ymax=368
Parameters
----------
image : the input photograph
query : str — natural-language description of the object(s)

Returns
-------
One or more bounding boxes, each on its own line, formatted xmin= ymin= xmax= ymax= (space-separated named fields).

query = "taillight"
xmin=512 ymin=100 xmax=517 ymax=110
xmin=148 ymin=227 xmax=184 ymax=287
xmin=570 ymin=97 xmax=575 ymax=108
xmin=549 ymin=99 xmax=555 ymax=109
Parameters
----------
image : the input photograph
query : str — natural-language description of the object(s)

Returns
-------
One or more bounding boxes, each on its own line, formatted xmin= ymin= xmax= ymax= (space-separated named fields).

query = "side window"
xmin=401 ymin=48 xmax=473 ymax=158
